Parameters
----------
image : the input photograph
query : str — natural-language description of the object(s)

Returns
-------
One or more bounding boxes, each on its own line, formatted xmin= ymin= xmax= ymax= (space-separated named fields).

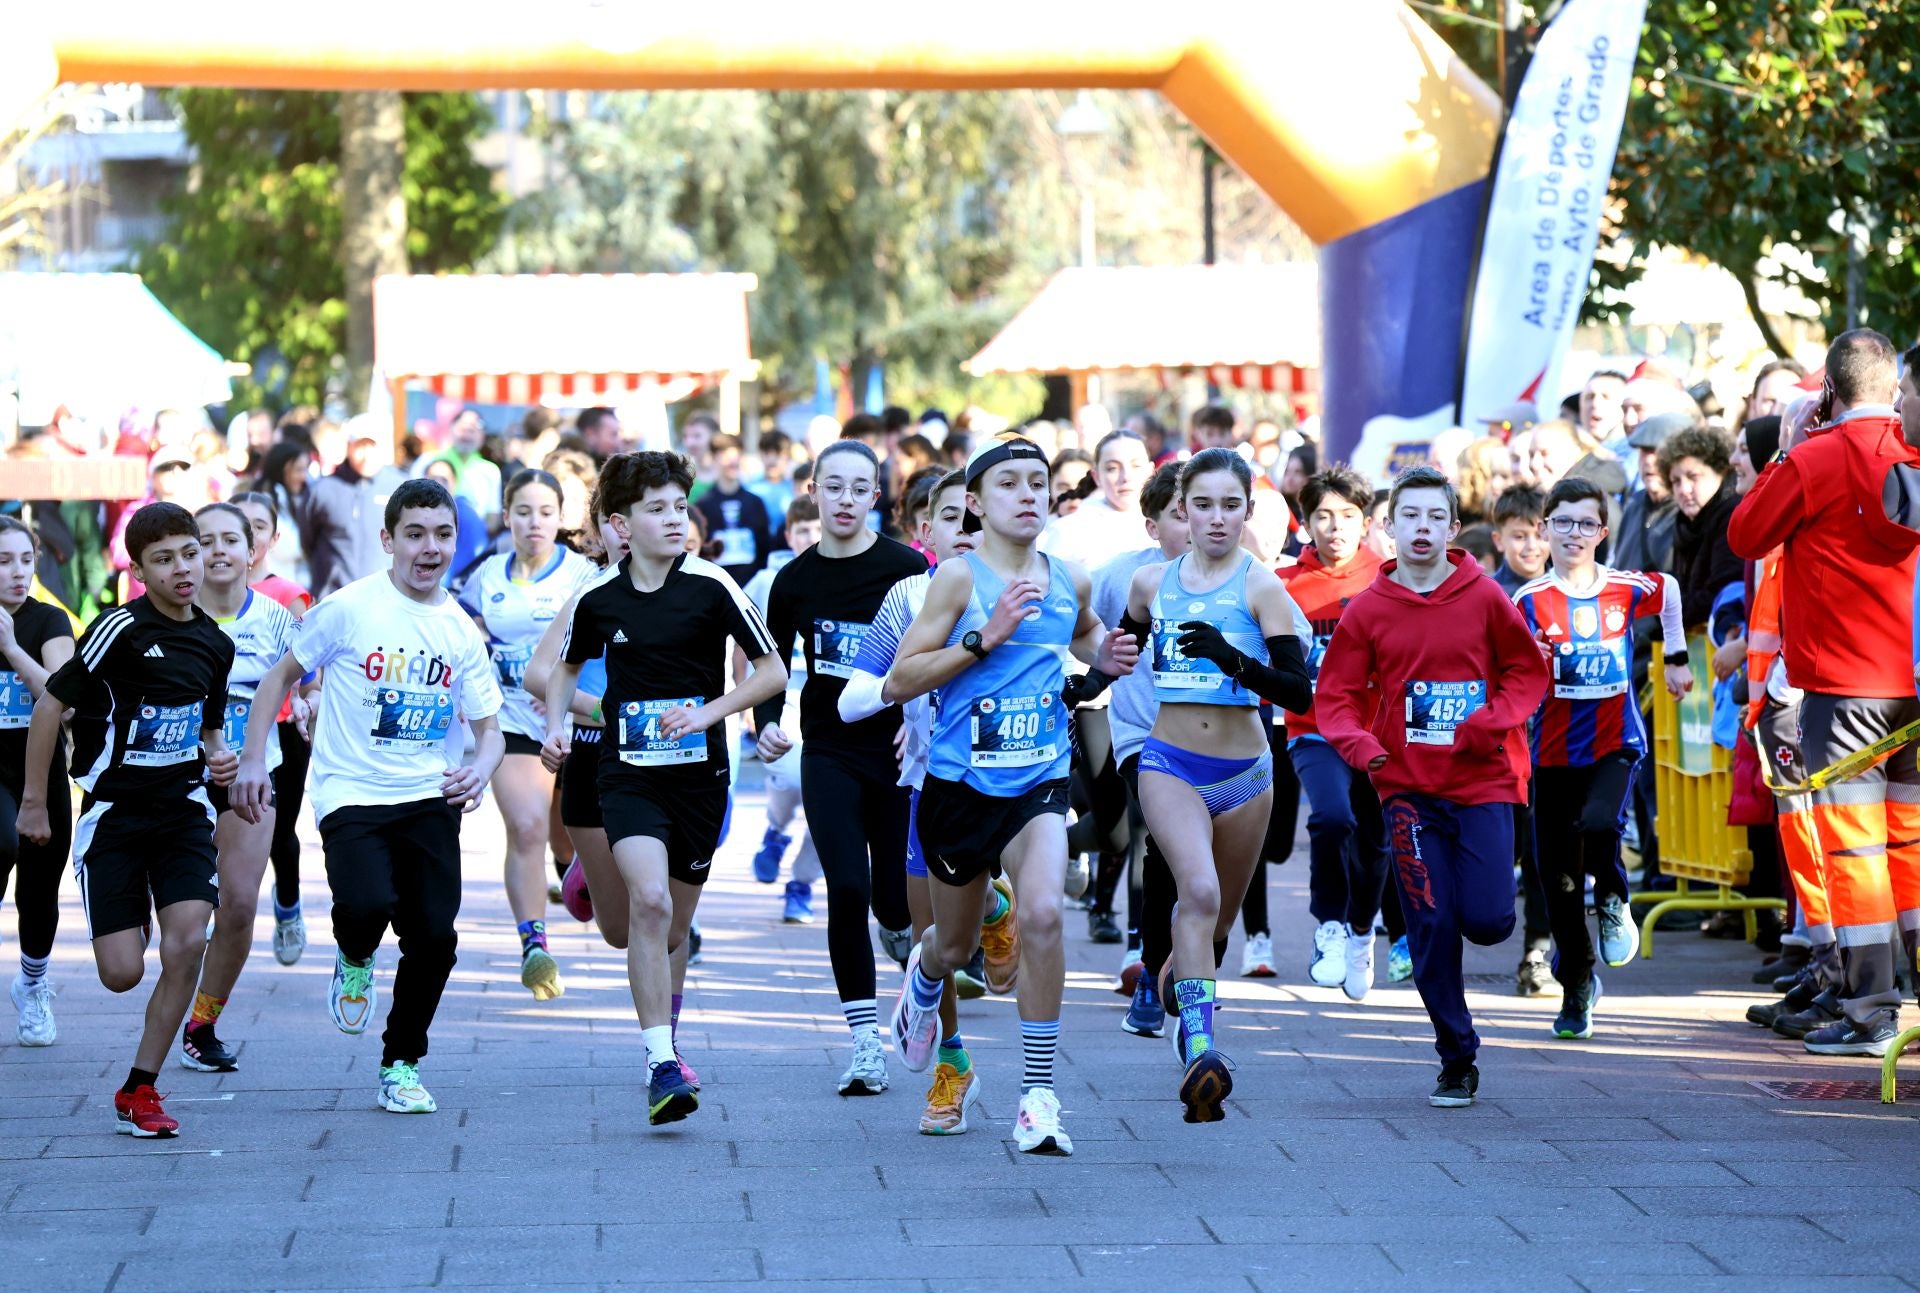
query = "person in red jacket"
xmin=1727 ymin=328 xmax=1920 ymax=1057
xmin=1316 ymin=467 xmax=1550 ymax=1108
xmin=1280 ymin=466 xmax=1390 ymax=999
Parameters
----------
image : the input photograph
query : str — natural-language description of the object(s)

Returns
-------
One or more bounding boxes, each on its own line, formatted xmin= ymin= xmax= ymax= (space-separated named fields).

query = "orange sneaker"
xmin=918 ymin=1061 xmax=981 ymax=1135
xmin=979 ymin=874 xmax=1020 ymax=994
xmin=114 ymin=1085 xmax=179 ymax=1138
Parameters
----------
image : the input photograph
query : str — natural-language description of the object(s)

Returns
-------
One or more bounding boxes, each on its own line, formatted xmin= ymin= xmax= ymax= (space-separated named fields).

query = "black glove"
xmin=1176 ymin=620 xmax=1243 ymax=674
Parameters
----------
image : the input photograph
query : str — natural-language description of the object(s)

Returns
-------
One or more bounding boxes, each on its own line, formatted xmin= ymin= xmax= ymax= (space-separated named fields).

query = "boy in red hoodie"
xmin=1280 ymin=466 xmax=1389 ymax=999
xmin=1317 ymin=467 xmax=1550 ymax=1107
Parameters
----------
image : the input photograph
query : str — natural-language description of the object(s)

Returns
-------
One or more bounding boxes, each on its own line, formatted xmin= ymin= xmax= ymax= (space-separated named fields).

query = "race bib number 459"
xmin=126 ymin=701 xmax=204 ymax=766
xmin=1404 ymin=680 xmax=1484 ymax=747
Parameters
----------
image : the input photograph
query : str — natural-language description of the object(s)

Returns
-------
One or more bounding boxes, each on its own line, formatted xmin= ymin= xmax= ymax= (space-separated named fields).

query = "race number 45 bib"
xmin=1151 ymin=620 xmax=1220 ymax=691
xmin=617 ymin=696 xmax=706 ymax=767
xmin=969 ymin=693 xmax=1059 ymax=768
xmin=0 ymin=670 xmax=32 ymax=730
xmin=126 ymin=701 xmax=204 ymax=766
xmin=811 ymin=619 xmax=868 ymax=681
xmin=1554 ymin=639 xmax=1629 ymax=700
xmin=1404 ymin=680 xmax=1485 ymax=747
xmin=369 ymin=687 xmax=455 ymax=750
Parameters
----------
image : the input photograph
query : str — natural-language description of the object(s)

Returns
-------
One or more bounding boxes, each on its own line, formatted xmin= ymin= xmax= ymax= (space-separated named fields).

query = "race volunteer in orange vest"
xmin=1727 ymin=328 xmax=1920 ymax=1058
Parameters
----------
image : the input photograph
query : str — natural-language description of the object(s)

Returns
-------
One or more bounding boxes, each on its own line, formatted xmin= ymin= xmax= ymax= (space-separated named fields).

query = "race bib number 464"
xmin=369 ymin=687 xmax=455 ymax=750
xmin=1404 ymin=680 xmax=1485 ymax=747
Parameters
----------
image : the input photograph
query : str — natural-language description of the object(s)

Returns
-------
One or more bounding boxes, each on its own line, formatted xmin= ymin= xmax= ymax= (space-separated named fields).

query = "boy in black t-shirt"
xmin=544 ymin=452 xmax=786 ymax=1126
xmin=18 ymin=503 xmax=237 ymax=1139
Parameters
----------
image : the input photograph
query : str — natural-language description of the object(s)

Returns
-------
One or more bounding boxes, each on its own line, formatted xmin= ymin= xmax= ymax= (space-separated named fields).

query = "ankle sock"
xmin=272 ymin=896 xmax=301 ymax=923
xmin=1019 ymin=1018 xmax=1059 ymax=1091
xmin=18 ymin=953 xmax=49 ymax=985
xmin=122 ymin=1066 xmax=158 ymax=1095
xmin=1172 ymin=978 xmax=1217 ymax=1062
xmin=909 ymin=965 xmax=943 ymax=1010
xmin=985 ymin=885 xmax=1010 ymax=925
xmin=939 ymin=1034 xmax=969 ymax=1074
xmin=188 ymin=991 xmax=226 ymax=1030
xmin=842 ymin=998 xmax=878 ymax=1036
xmin=517 ymin=919 xmax=547 ymax=955
xmin=642 ymin=1025 xmax=676 ymax=1069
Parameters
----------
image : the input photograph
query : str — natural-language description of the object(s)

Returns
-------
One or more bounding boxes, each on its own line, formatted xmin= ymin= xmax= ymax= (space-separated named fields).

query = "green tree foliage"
xmin=488 ymin=90 xmax=1309 ymax=418
xmin=1427 ymin=1 xmax=1920 ymax=349
xmin=138 ymin=89 xmax=504 ymax=409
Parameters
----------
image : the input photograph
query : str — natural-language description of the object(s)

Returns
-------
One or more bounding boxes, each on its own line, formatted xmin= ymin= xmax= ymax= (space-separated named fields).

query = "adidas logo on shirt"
xmin=145 ymin=645 xmax=166 ymax=658
xmin=612 ymin=630 xmax=628 ymax=644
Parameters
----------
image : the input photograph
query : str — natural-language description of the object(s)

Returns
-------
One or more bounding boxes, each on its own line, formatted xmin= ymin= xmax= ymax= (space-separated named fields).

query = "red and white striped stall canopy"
xmin=963 ymin=263 xmax=1319 ymax=390
xmin=374 ymin=272 xmax=759 ymax=405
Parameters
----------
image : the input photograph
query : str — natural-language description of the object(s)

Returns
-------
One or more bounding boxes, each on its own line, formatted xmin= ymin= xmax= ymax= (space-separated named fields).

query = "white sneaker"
xmin=273 ymin=914 xmax=307 ymax=966
xmin=889 ymin=946 xmax=939 ymax=1072
xmin=837 ymin=1031 xmax=890 ymax=1096
xmin=329 ymin=951 xmax=376 ymax=1035
xmin=1342 ymin=928 xmax=1375 ymax=1002
xmin=1013 ymin=1086 xmax=1073 ymax=1156
xmin=1065 ymin=853 xmax=1091 ymax=900
xmin=378 ymin=1061 xmax=437 ymax=1113
xmin=1240 ymin=931 xmax=1277 ymax=978
xmin=1308 ymin=920 xmax=1346 ymax=987
xmin=12 ymin=973 xmax=56 ymax=1047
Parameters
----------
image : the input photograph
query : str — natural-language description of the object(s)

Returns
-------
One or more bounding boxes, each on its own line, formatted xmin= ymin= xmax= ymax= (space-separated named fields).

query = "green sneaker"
xmin=379 ymin=1061 xmax=437 ymax=1114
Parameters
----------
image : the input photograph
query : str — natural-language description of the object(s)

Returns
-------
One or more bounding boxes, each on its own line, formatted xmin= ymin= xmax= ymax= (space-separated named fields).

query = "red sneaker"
xmin=114 ymin=1084 xmax=179 ymax=1138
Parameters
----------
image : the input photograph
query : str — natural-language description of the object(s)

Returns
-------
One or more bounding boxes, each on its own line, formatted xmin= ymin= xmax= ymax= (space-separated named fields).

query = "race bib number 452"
xmin=1404 ymin=680 xmax=1484 ymax=747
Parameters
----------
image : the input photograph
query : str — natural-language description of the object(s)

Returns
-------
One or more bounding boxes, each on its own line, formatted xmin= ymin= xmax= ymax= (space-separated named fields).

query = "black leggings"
xmin=270 ymin=720 xmax=309 ymax=908
xmin=1242 ymin=721 xmax=1298 ymax=936
xmin=802 ymin=745 xmax=911 ymax=1004
xmin=0 ymin=767 xmax=70 ymax=961
xmin=1530 ymin=753 xmax=1637 ymax=994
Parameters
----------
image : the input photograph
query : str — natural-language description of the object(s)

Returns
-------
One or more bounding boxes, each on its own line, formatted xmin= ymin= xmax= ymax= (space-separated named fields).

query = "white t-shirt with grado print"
xmin=293 ymin=571 xmax=502 ymax=824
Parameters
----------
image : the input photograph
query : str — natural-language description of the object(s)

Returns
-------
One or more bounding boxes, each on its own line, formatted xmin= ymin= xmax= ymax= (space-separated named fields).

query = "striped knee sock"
xmin=843 ymin=998 xmax=878 ymax=1040
xmin=1019 ymin=1019 xmax=1059 ymax=1091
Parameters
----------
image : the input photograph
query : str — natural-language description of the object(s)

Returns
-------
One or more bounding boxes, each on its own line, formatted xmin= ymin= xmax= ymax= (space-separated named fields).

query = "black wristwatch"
xmin=1663 ymin=649 xmax=1690 ymax=666
xmin=961 ymin=630 xmax=990 ymax=662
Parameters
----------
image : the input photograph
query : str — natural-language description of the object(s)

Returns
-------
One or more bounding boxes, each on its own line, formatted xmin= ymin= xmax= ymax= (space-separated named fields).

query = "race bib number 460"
xmin=1404 ymin=680 xmax=1484 ymax=747
xmin=969 ymin=693 xmax=1059 ymax=768
xmin=369 ymin=687 xmax=455 ymax=750
xmin=126 ymin=701 xmax=204 ymax=766
xmin=617 ymin=697 xmax=706 ymax=767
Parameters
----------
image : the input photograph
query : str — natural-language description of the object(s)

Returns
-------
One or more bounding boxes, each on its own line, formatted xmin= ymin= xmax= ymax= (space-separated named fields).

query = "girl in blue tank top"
xmin=1120 ymin=448 xmax=1312 ymax=1124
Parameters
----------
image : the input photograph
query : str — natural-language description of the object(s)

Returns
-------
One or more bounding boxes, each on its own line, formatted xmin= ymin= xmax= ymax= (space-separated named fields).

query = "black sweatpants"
xmin=0 ymin=766 xmax=70 ymax=961
xmin=1242 ymin=721 xmax=1299 ymax=937
xmin=802 ymin=745 xmax=911 ymax=1004
xmin=322 ymin=798 xmax=462 ymax=1067
xmin=1529 ymin=752 xmax=1636 ymax=995
xmin=270 ymin=720 xmax=310 ymax=908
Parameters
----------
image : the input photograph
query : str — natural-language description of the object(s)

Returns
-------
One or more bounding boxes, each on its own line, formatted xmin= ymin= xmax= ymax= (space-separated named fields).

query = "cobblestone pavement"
xmin=4 ymin=783 xmax=1920 ymax=1292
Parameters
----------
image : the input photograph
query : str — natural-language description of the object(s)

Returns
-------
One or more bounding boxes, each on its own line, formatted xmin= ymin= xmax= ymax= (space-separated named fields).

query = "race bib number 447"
xmin=1404 ymin=680 xmax=1485 ymax=747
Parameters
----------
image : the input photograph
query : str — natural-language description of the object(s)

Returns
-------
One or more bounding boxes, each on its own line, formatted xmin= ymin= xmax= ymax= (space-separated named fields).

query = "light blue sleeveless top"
xmin=929 ymin=553 xmax=1077 ymax=794
xmin=1150 ymin=552 xmax=1268 ymax=708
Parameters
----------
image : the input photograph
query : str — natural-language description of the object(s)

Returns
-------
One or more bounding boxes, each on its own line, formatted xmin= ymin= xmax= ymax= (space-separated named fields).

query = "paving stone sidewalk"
xmin=4 ymin=784 xmax=1919 ymax=1293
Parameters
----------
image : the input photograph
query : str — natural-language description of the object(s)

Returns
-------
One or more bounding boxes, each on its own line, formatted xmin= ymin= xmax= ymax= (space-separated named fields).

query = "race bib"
xmin=0 ymin=671 xmax=31 ymax=730
xmin=126 ymin=701 xmax=203 ymax=767
xmin=969 ymin=692 xmax=1059 ymax=768
xmin=1404 ymin=680 xmax=1485 ymax=747
xmin=617 ymin=696 xmax=707 ymax=767
xmin=369 ymin=686 xmax=455 ymax=750
xmin=223 ymin=696 xmax=252 ymax=755
xmin=716 ymin=527 xmax=757 ymax=567
xmin=1305 ymin=634 xmax=1332 ymax=693
xmin=493 ymin=642 xmax=533 ymax=691
xmin=812 ymin=619 xmax=868 ymax=680
xmin=1151 ymin=619 xmax=1220 ymax=691
xmin=1554 ymin=639 xmax=1630 ymax=700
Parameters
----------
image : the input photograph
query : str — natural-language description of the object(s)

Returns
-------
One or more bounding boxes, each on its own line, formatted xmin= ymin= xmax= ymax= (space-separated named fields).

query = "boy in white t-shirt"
xmin=235 ymin=479 xmax=504 ymax=1115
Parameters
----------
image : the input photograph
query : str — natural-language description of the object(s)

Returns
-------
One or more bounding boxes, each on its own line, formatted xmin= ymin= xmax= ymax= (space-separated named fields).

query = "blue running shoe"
xmin=782 ymin=880 xmax=814 ymax=924
xmin=752 ymin=828 xmax=790 ymax=884
xmin=647 ymin=1059 xmax=699 ymax=1125
xmin=1122 ymin=971 xmax=1165 ymax=1038
xmin=1553 ymin=975 xmax=1602 ymax=1039
xmin=1179 ymin=1049 xmax=1234 ymax=1123
xmin=1387 ymin=936 xmax=1413 ymax=983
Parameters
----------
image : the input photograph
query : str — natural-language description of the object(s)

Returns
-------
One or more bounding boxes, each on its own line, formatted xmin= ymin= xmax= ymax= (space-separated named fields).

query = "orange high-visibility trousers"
xmin=1759 ymin=697 xmax=1830 ymax=940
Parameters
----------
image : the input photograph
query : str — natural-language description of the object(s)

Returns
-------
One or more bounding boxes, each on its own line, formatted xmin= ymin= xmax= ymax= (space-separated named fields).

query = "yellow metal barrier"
xmin=1634 ymin=636 xmax=1786 ymax=957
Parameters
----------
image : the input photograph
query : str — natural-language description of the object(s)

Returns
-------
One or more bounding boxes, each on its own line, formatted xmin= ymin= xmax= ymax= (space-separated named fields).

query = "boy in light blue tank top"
xmin=885 ymin=434 xmax=1139 ymax=1158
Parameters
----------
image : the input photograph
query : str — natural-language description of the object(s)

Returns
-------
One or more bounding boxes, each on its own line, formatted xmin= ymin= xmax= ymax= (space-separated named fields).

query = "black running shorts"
xmin=915 ymin=774 xmax=1070 ymax=888
xmin=559 ymin=726 xmax=605 ymax=830
xmin=74 ymin=792 xmax=218 ymax=937
xmin=599 ymin=773 xmax=728 ymax=886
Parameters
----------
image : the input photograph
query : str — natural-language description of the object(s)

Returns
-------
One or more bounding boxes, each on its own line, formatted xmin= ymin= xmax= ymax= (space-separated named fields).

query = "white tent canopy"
xmin=0 ymin=272 xmax=235 ymax=425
